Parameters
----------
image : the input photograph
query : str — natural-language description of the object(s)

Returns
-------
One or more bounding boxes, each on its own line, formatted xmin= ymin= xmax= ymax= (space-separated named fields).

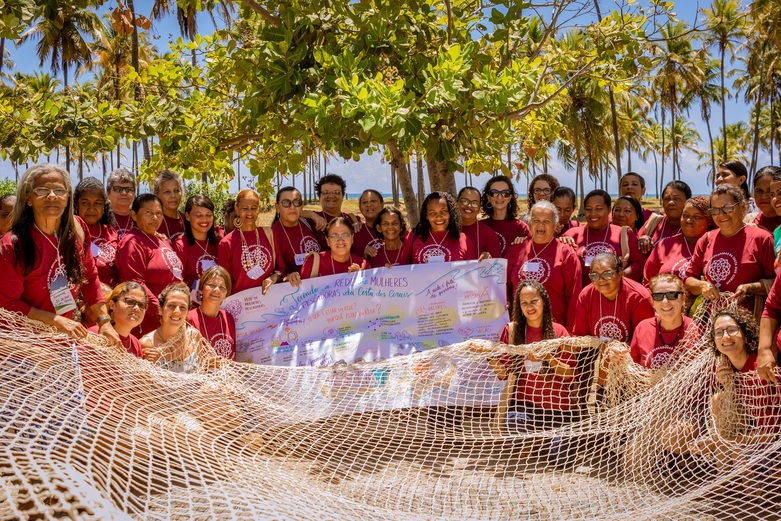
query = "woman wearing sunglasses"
xmin=457 ymin=187 xmax=501 ymax=259
xmin=684 ymin=185 xmax=775 ymax=312
xmin=300 ymin=217 xmax=369 ymax=279
xmin=480 ymin=175 xmax=529 ymax=256
xmin=572 ymin=252 xmax=654 ymax=344
xmin=606 ymin=275 xmax=696 ymax=371
xmin=271 ymin=187 xmax=321 ymax=287
xmin=89 ymin=282 xmax=148 ymax=358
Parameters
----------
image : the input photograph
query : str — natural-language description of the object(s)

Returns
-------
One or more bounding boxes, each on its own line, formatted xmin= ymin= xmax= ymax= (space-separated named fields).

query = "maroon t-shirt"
xmin=410 ymin=230 xmax=477 ymax=264
xmin=112 ymin=213 xmax=134 ymax=240
xmin=761 ymin=275 xmax=781 ymax=347
xmin=218 ymin=228 xmax=284 ymax=293
xmin=731 ymin=353 xmax=780 ymax=430
xmin=116 ymin=228 xmax=183 ymax=335
xmin=305 ymin=210 xmax=359 ymax=249
xmin=684 ymin=226 xmax=774 ymax=310
xmin=461 ymin=221 xmax=502 ymax=259
xmin=172 ymin=235 xmax=219 ymax=289
xmin=271 ymin=219 xmax=321 ymax=276
xmin=367 ymin=240 xmax=413 ymax=269
xmin=556 ymin=219 xmax=580 ymax=238
xmin=483 ymin=217 xmax=529 ymax=256
xmin=638 ymin=216 xmax=681 ymax=245
xmin=629 ymin=316 xmax=696 ymax=370
xmin=87 ymin=325 xmax=143 ymax=358
xmin=300 ymin=251 xmax=369 ymax=279
xmin=754 ymin=212 xmax=781 ymax=233
xmin=87 ymin=222 xmax=119 ymax=287
xmin=498 ymin=322 xmax=576 ymax=410
xmin=160 ymin=212 xmax=185 ymax=241
xmin=505 ymin=239 xmax=582 ymax=331
xmin=643 ymin=233 xmax=695 ymax=285
xmin=0 ymin=217 xmax=104 ymax=318
xmin=351 ymin=223 xmax=385 ymax=258
xmin=563 ymin=223 xmax=645 ymax=285
xmin=186 ymin=308 xmax=236 ymax=360
xmin=572 ymin=278 xmax=655 ymax=342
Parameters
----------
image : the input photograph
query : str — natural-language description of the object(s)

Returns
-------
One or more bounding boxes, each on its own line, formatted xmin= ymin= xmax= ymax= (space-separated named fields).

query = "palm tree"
xmin=701 ymin=0 xmax=746 ymax=160
xmin=652 ymin=20 xmax=704 ymax=183
xmin=683 ymin=50 xmax=721 ymax=185
xmin=19 ymin=6 xmax=101 ymax=172
xmin=700 ymin=122 xmax=750 ymax=167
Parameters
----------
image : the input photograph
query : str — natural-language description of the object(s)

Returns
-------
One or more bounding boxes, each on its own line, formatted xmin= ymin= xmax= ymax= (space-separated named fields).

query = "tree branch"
xmin=239 ymin=0 xmax=282 ymax=27
xmin=504 ymin=56 xmax=599 ymax=120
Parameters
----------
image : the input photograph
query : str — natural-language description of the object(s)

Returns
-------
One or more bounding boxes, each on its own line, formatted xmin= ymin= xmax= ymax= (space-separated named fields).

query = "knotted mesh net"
xmin=1 ymin=299 xmax=779 ymax=520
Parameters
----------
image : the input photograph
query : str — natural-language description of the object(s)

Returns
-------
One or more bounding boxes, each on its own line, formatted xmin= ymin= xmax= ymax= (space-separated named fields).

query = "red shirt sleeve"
xmin=0 ymin=235 xmax=31 ymax=315
xmin=623 ymin=227 xmax=646 ymax=282
xmin=77 ymin=218 xmax=104 ymax=307
xmin=572 ymin=289 xmax=590 ymax=337
xmin=300 ymin=253 xmax=315 ymax=279
xmin=684 ymin=232 xmax=709 ymax=281
xmin=563 ymin=249 xmax=582 ymax=332
xmin=117 ymin=232 xmax=159 ymax=309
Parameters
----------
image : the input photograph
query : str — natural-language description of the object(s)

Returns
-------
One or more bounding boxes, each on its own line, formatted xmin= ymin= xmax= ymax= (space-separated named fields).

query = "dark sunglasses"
xmin=651 ymin=291 xmax=683 ymax=302
xmin=279 ymin=199 xmax=304 ymax=208
xmin=487 ymin=189 xmax=512 ymax=198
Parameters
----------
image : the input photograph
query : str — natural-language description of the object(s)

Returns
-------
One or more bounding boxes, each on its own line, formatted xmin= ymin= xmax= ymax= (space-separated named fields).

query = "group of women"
xmin=0 ymin=163 xmax=779 ymax=461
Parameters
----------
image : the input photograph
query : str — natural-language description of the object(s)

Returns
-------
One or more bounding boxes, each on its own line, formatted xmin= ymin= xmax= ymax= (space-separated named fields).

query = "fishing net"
xmin=1 ymin=298 xmax=780 ymax=521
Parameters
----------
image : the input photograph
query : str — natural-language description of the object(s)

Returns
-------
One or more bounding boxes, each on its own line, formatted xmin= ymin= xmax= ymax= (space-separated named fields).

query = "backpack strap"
xmin=620 ymin=225 xmax=630 ymax=261
xmin=642 ymin=212 xmax=664 ymax=239
xmin=311 ymin=251 xmax=320 ymax=278
xmin=262 ymin=226 xmax=276 ymax=268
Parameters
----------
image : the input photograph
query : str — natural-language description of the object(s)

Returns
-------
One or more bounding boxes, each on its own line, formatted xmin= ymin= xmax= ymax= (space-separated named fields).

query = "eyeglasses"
xmin=651 ymin=291 xmax=683 ymax=302
xmin=279 ymin=199 xmax=303 ymax=208
xmin=204 ymin=282 xmax=228 ymax=292
xmin=321 ymin=190 xmax=342 ymax=197
xmin=32 ymin=187 xmax=68 ymax=198
xmin=588 ymin=270 xmax=617 ymax=282
xmin=533 ymin=188 xmax=552 ymax=196
xmin=328 ymin=233 xmax=352 ymax=242
xmin=487 ymin=189 xmax=512 ymax=198
xmin=713 ymin=326 xmax=741 ymax=338
xmin=707 ymin=203 xmax=739 ymax=215
xmin=458 ymin=198 xmax=481 ymax=208
xmin=119 ymin=297 xmax=148 ymax=310
xmin=111 ymin=186 xmax=134 ymax=195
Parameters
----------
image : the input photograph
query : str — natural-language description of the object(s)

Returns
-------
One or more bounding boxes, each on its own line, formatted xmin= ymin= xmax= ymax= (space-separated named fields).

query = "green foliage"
xmin=183 ymin=181 xmax=238 ymax=226
xmin=0 ymin=179 xmax=17 ymax=196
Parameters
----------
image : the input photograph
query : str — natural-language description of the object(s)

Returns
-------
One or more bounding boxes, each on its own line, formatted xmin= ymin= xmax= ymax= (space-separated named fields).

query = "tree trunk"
xmin=576 ymin=148 xmax=585 ymax=219
xmin=608 ymin=88 xmax=622 ymax=188
xmin=416 ymin=152 xmax=425 ymax=202
xmin=78 ymin=152 xmax=84 ymax=181
xmin=0 ymin=38 xmax=5 ymax=76
xmin=660 ymin=107 xmax=666 ymax=196
xmin=102 ymin=152 xmax=107 ymax=182
xmin=750 ymin=83 xmax=764 ymax=176
xmin=704 ymin=112 xmax=716 ymax=187
xmin=720 ymin=46 xmax=727 ymax=160
xmin=426 ymin=156 xmax=443 ymax=193
xmin=388 ymin=140 xmax=420 ymax=227
xmin=390 ymin=161 xmax=398 ymax=204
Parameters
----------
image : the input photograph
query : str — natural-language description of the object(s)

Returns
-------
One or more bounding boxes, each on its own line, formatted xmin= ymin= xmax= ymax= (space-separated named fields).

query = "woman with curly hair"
xmin=480 ymin=175 xmax=529 ymax=256
xmin=368 ymin=206 xmax=412 ymax=268
xmin=410 ymin=192 xmax=477 ymax=263
xmin=74 ymin=177 xmax=119 ymax=287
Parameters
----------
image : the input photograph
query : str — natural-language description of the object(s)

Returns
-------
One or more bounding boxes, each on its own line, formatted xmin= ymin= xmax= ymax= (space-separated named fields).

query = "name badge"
xmin=524 ymin=360 xmax=543 ymax=373
xmin=428 ymin=255 xmax=446 ymax=263
xmin=585 ymin=256 xmax=594 ymax=267
xmin=90 ymin=242 xmax=100 ymax=258
xmin=50 ymin=273 xmax=78 ymax=316
xmin=523 ymin=261 xmax=540 ymax=272
xmin=247 ymin=265 xmax=264 ymax=280
xmin=172 ymin=266 xmax=183 ymax=280
xmin=295 ymin=253 xmax=308 ymax=266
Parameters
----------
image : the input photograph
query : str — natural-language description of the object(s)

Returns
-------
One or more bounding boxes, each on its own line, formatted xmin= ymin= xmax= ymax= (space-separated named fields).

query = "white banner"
xmin=222 ymin=259 xmax=508 ymax=367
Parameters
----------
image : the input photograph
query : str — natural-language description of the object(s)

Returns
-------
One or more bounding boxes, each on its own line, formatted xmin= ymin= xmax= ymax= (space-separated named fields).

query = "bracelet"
xmin=96 ymin=314 xmax=112 ymax=327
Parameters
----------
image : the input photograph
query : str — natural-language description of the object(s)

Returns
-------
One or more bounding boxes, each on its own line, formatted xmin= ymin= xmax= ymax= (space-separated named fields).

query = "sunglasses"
xmin=487 ymin=189 xmax=512 ymax=198
xmin=279 ymin=198 xmax=303 ymax=208
xmin=651 ymin=291 xmax=683 ymax=302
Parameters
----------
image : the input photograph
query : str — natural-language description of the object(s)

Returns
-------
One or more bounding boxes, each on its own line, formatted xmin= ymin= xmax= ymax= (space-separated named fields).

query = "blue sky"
xmin=1 ymin=1 xmax=769 ymax=196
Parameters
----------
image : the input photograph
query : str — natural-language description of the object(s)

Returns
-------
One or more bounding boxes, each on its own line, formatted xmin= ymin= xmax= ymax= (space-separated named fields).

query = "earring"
xmin=234 ymin=217 xmax=242 ymax=228
xmin=486 ymin=201 xmax=492 ymax=210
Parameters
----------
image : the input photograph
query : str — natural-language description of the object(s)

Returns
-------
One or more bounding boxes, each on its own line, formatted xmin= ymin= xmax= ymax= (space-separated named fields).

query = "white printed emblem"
xmin=706 ymin=252 xmax=738 ymax=289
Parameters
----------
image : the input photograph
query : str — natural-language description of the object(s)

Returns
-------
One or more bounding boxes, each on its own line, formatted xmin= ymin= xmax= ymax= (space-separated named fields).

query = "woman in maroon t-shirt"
xmin=271 ymin=187 xmax=321 ymax=286
xmin=552 ymin=186 xmax=580 ymax=238
xmin=637 ymin=180 xmax=691 ymax=254
xmin=750 ymin=166 xmax=781 ymax=232
xmin=116 ymin=193 xmax=184 ymax=336
xmin=300 ymin=217 xmax=369 ymax=278
xmin=611 ymin=196 xmax=645 ymax=234
xmin=0 ymin=164 xmax=119 ymax=344
xmin=643 ymin=196 xmax=712 ymax=285
xmin=352 ymin=189 xmax=385 ymax=259
xmin=690 ymin=308 xmax=780 ymax=459
xmin=457 ymin=186 xmax=501 ymax=259
xmin=106 ymin=167 xmax=135 ymax=240
xmin=410 ymin=192 xmax=478 ymax=264
xmin=74 ymin=177 xmax=119 ymax=287
xmin=218 ymin=189 xmax=284 ymax=294
xmin=685 ymin=185 xmax=775 ymax=312
xmin=488 ymin=281 xmax=578 ymax=467
xmin=480 ymin=175 xmax=529 ymax=256
xmin=369 ymin=206 xmax=412 ymax=269
xmin=88 ymin=282 xmax=147 ymax=358
xmin=187 ymin=265 xmax=236 ymax=360
xmin=154 ymin=169 xmax=186 ymax=241
xmin=173 ymin=195 xmax=220 ymax=294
